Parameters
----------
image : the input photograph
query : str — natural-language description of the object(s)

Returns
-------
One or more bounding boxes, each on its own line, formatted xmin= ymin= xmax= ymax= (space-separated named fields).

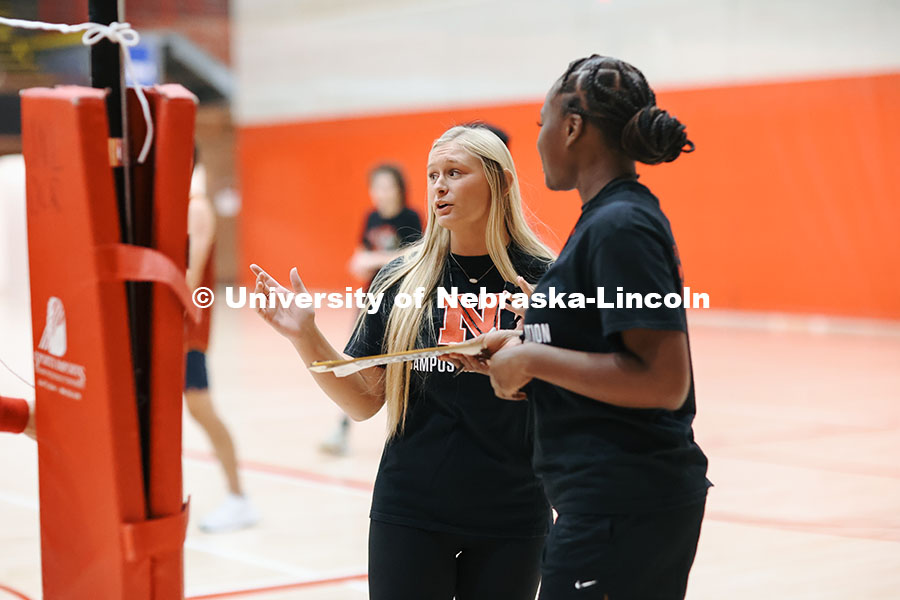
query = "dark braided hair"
xmin=557 ymin=55 xmax=694 ymax=164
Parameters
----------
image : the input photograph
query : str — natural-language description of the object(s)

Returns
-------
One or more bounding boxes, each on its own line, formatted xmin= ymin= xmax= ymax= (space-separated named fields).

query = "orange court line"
xmin=0 ymin=583 xmax=34 ymax=600
xmin=183 ymin=448 xmax=375 ymax=491
xmin=186 ymin=573 xmax=369 ymax=599
xmin=706 ymin=511 xmax=900 ymax=543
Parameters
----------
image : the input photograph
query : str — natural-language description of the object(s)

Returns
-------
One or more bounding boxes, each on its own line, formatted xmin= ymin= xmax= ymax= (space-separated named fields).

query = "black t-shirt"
xmin=361 ymin=207 xmax=422 ymax=252
xmin=524 ymin=178 xmax=710 ymax=515
xmin=344 ymin=246 xmax=552 ymax=537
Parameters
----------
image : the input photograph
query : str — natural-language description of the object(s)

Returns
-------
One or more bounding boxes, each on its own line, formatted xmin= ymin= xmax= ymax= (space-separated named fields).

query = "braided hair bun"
xmin=621 ymin=105 xmax=694 ymax=165
xmin=558 ymin=55 xmax=694 ymax=164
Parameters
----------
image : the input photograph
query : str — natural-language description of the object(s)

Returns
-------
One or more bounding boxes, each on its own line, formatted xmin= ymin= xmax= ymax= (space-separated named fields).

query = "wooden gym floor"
xmin=1 ymin=284 xmax=899 ymax=599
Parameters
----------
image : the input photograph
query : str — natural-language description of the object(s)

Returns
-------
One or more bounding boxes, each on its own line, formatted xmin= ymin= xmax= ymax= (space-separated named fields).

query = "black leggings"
xmin=368 ymin=520 xmax=545 ymax=600
xmin=539 ymin=500 xmax=706 ymax=600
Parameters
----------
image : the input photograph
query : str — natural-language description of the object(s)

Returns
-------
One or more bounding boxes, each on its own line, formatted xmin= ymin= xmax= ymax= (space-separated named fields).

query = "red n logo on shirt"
xmin=438 ymin=305 xmax=500 ymax=344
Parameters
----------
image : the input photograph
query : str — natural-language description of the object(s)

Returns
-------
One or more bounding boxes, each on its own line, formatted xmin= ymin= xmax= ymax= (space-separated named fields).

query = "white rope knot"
xmin=81 ymin=21 xmax=140 ymax=48
xmin=0 ymin=16 xmax=154 ymax=163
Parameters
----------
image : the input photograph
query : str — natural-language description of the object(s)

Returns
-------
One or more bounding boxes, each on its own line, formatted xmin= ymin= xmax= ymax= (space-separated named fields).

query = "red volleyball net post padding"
xmin=21 ymin=83 xmax=199 ymax=599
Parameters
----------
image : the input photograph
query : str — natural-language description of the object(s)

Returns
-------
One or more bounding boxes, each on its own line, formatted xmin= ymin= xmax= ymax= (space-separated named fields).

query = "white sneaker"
xmin=198 ymin=494 xmax=260 ymax=533
xmin=319 ymin=426 xmax=349 ymax=456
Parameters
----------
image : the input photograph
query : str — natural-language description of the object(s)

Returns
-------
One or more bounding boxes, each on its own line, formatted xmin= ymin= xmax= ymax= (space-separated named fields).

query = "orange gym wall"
xmin=237 ymin=73 xmax=900 ymax=320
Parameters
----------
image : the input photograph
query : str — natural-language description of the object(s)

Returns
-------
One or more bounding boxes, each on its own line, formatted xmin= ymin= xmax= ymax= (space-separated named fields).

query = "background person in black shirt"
xmin=347 ymin=164 xmax=422 ymax=284
xmin=488 ymin=55 xmax=711 ymax=600
xmin=321 ymin=164 xmax=422 ymax=456
xmin=250 ymin=125 xmax=555 ymax=600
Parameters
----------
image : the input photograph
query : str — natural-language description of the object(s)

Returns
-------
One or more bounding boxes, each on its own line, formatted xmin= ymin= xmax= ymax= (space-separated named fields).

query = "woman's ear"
xmin=565 ymin=113 xmax=584 ymax=147
xmin=502 ymin=168 xmax=514 ymax=193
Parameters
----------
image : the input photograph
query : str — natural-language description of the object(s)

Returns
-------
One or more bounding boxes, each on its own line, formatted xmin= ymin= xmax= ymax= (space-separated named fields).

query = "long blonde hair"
xmin=357 ymin=126 xmax=555 ymax=437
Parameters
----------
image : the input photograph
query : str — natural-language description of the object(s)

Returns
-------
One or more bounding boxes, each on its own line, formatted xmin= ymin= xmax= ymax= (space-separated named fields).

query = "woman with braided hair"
xmin=487 ymin=55 xmax=711 ymax=599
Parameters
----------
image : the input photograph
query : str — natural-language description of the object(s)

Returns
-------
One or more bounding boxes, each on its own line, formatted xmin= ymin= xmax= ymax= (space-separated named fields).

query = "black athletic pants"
xmin=538 ymin=500 xmax=706 ymax=600
xmin=368 ymin=519 xmax=545 ymax=600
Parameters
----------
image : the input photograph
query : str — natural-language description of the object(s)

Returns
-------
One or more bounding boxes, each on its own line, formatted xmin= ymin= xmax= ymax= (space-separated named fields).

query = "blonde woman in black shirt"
xmin=252 ymin=125 xmax=555 ymax=600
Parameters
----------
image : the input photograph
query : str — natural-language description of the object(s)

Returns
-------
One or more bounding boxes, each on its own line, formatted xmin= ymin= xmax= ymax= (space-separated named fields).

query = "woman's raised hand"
xmin=249 ymin=264 xmax=316 ymax=342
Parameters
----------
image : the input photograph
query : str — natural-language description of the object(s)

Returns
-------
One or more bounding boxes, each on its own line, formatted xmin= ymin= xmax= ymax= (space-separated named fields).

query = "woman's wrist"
xmin=285 ymin=322 xmax=307 ymax=346
xmin=290 ymin=321 xmax=330 ymax=357
xmin=515 ymin=342 xmax=540 ymax=379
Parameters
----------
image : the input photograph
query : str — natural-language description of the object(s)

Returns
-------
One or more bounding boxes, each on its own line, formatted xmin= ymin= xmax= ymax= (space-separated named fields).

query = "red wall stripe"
xmin=237 ymin=73 xmax=900 ymax=319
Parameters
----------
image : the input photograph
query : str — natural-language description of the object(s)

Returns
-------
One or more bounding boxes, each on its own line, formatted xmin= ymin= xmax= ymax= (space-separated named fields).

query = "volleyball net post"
xmin=19 ymin=1 xmax=199 ymax=596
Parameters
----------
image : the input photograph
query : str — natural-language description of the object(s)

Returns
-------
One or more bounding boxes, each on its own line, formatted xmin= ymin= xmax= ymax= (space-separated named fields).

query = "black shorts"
xmin=184 ymin=350 xmax=209 ymax=391
xmin=368 ymin=519 xmax=544 ymax=600
xmin=539 ymin=500 xmax=705 ymax=600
